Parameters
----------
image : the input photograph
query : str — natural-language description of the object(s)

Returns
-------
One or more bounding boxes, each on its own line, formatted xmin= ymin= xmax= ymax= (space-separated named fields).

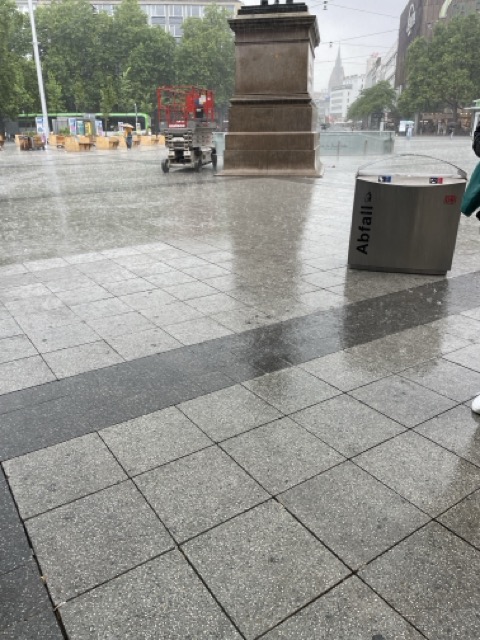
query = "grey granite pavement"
xmin=1 ymin=138 xmax=480 ymax=638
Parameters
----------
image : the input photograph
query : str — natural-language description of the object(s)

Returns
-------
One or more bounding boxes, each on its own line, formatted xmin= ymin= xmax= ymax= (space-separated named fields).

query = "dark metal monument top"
xmin=238 ymin=1 xmax=308 ymax=15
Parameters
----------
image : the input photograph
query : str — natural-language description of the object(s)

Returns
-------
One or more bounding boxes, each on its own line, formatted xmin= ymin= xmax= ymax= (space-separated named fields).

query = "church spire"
xmin=328 ymin=47 xmax=345 ymax=92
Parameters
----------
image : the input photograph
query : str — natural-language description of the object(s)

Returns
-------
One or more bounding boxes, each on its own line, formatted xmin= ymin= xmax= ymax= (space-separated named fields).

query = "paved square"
xmin=100 ymin=406 xmax=212 ymax=475
xmin=350 ymin=376 xmax=456 ymax=428
xmin=300 ymin=350 xmax=390 ymax=391
xmin=221 ymin=416 xmax=344 ymax=493
xmin=243 ymin=367 xmax=340 ymax=414
xmin=354 ymin=431 xmax=480 ymax=516
xmin=2 ymin=138 xmax=480 ymax=638
xmin=61 ymin=551 xmax=241 ymax=639
xmin=136 ymin=446 xmax=268 ymax=542
xmin=27 ymin=481 xmax=173 ymax=603
xmin=178 ymin=384 xmax=282 ymax=441
xmin=415 ymin=405 xmax=480 ymax=467
xmin=280 ymin=462 xmax=428 ymax=569
xmin=360 ymin=523 xmax=480 ymax=640
xmin=264 ymin=577 xmax=424 ymax=639
xmin=291 ymin=394 xmax=404 ymax=457
xmin=184 ymin=501 xmax=349 ymax=639
xmin=439 ymin=489 xmax=480 ymax=549
xmin=4 ymin=433 xmax=127 ymax=518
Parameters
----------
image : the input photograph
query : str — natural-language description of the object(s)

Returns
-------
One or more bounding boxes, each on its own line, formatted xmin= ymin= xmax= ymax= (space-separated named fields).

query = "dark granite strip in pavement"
xmin=1 ymin=270 xmax=480 ymax=463
xmin=0 ymin=469 xmax=64 ymax=638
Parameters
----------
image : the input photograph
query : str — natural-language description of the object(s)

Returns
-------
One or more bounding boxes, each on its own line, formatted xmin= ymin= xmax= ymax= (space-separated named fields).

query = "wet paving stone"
xmin=60 ymin=551 xmax=241 ymax=640
xmin=350 ymin=376 xmax=456 ymax=428
xmin=439 ymin=488 xmax=480 ymax=549
xmin=360 ymin=523 xmax=480 ymax=640
xmin=183 ymin=501 xmax=349 ymax=640
xmin=243 ymin=367 xmax=340 ymax=415
xmin=0 ymin=559 xmax=51 ymax=630
xmin=291 ymin=394 xmax=404 ymax=458
xmin=100 ymin=406 xmax=212 ymax=476
xmin=354 ymin=431 xmax=480 ymax=516
xmin=178 ymin=384 xmax=282 ymax=441
xmin=0 ymin=471 xmax=32 ymax=576
xmin=4 ymin=433 xmax=127 ymax=519
xmin=415 ymin=405 xmax=480 ymax=467
xmin=27 ymin=481 xmax=173 ymax=604
xmin=222 ymin=417 xmax=344 ymax=494
xmin=280 ymin=462 xmax=428 ymax=570
xmin=263 ymin=576 xmax=424 ymax=639
xmin=136 ymin=446 xmax=268 ymax=542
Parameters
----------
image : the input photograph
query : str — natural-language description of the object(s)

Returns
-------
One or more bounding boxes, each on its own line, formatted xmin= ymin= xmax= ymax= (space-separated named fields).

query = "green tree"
xmin=126 ymin=27 xmax=176 ymax=114
xmin=35 ymin=0 xmax=104 ymax=111
xmin=46 ymin=71 xmax=64 ymax=112
xmin=116 ymin=67 xmax=133 ymax=111
xmin=175 ymin=5 xmax=235 ymax=113
xmin=100 ymin=77 xmax=117 ymax=131
xmin=109 ymin=0 xmax=150 ymax=71
xmin=347 ymin=81 xmax=397 ymax=124
xmin=0 ymin=0 xmax=31 ymax=126
xmin=398 ymin=15 xmax=480 ymax=122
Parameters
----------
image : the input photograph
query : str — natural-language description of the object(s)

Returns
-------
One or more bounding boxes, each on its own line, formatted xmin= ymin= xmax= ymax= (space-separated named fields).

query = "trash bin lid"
xmin=359 ymin=175 xmax=466 ymax=186
xmin=357 ymin=154 xmax=467 ymax=182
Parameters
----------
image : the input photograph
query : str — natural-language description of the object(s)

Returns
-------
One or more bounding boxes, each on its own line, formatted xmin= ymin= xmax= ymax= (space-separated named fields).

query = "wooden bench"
xmin=78 ymin=142 xmax=93 ymax=151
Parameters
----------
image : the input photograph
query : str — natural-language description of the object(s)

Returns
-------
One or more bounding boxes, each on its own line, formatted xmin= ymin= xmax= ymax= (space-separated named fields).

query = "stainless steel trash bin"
xmin=348 ymin=155 xmax=467 ymax=275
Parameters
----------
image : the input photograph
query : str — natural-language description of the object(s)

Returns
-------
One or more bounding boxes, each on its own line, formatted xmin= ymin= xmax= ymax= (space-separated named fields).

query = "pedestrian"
xmin=406 ymin=125 xmax=412 ymax=140
xmin=467 ymin=119 xmax=480 ymax=414
xmin=125 ymin=129 xmax=133 ymax=150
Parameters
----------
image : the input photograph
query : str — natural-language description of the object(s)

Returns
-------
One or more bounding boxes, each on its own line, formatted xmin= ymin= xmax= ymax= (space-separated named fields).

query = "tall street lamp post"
xmin=27 ymin=0 xmax=49 ymax=141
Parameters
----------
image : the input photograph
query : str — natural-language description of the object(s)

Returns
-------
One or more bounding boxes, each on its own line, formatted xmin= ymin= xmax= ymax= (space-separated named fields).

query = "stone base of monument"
xmin=222 ymin=102 xmax=322 ymax=176
xmin=222 ymin=133 xmax=322 ymax=176
xmin=220 ymin=3 xmax=322 ymax=177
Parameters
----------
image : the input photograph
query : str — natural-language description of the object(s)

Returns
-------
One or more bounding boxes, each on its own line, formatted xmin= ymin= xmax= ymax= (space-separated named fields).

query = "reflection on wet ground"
xmin=1 ymin=138 xmax=480 ymax=639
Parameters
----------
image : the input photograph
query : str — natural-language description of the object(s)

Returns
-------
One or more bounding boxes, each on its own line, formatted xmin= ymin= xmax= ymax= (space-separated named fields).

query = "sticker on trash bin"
xmin=444 ymin=195 xmax=457 ymax=205
xmin=378 ymin=175 xmax=392 ymax=183
xmin=429 ymin=177 xmax=444 ymax=184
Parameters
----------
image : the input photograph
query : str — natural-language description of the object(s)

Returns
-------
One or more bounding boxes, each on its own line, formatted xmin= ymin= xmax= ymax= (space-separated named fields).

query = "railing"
xmin=212 ymin=131 xmax=395 ymax=158
xmin=320 ymin=131 xmax=395 ymax=156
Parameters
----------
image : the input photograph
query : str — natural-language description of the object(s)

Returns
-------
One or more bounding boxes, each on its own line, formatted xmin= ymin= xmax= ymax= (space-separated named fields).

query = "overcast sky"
xmin=309 ymin=0 xmax=409 ymax=90
xmin=244 ymin=0 xmax=409 ymax=91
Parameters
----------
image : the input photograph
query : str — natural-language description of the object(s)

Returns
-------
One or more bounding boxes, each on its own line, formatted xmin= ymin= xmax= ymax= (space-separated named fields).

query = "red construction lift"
xmin=157 ymin=85 xmax=217 ymax=172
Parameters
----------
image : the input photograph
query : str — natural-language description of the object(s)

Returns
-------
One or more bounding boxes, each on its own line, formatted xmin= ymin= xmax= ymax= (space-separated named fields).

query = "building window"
xmin=189 ymin=4 xmax=203 ymax=16
xmin=169 ymin=5 xmax=183 ymax=16
xmin=169 ymin=23 xmax=184 ymax=36
xmin=151 ymin=16 xmax=166 ymax=25
xmin=144 ymin=4 xmax=166 ymax=16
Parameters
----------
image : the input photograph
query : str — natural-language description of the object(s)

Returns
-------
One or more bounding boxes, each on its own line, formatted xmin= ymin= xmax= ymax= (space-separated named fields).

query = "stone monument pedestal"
xmin=222 ymin=3 xmax=322 ymax=177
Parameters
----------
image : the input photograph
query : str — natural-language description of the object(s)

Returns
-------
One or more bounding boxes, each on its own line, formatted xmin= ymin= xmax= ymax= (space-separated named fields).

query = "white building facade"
xmin=16 ymin=0 xmax=241 ymax=39
xmin=329 ymin=75 xmax=364 ymax=122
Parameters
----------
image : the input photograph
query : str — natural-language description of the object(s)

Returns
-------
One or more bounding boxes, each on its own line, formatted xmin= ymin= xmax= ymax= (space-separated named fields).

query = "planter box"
xmin=49 ymin=134 xmax=66 ymax=147
xmin=64 ymin=137 xmax=81 ymax=152
xmin=95 ymin=136 xmax=120 ymax=150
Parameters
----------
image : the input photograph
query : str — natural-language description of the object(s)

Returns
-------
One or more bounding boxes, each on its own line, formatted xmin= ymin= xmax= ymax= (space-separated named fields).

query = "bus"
xmin=16 ymin=112 xmax=151 ymax=134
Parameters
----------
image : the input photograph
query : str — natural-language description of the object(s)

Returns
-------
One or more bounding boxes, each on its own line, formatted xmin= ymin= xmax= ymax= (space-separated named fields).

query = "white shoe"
xmin=472 ymin=395 xmax=480 ymax=414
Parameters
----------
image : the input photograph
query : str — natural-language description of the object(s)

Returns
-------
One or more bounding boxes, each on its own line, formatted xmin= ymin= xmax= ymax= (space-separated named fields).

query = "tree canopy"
xmin=0 ymin=0 xmax=36 ymax=126
xmin=398 ymin=14 xmax=480 ymax=119
xmin=7 ymin=0 xmax=234 ymax=126
xmin=175 ymin=5 xmax=235 ymax=108
xmin=347 ymin=81 xmax=397 ymax=121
